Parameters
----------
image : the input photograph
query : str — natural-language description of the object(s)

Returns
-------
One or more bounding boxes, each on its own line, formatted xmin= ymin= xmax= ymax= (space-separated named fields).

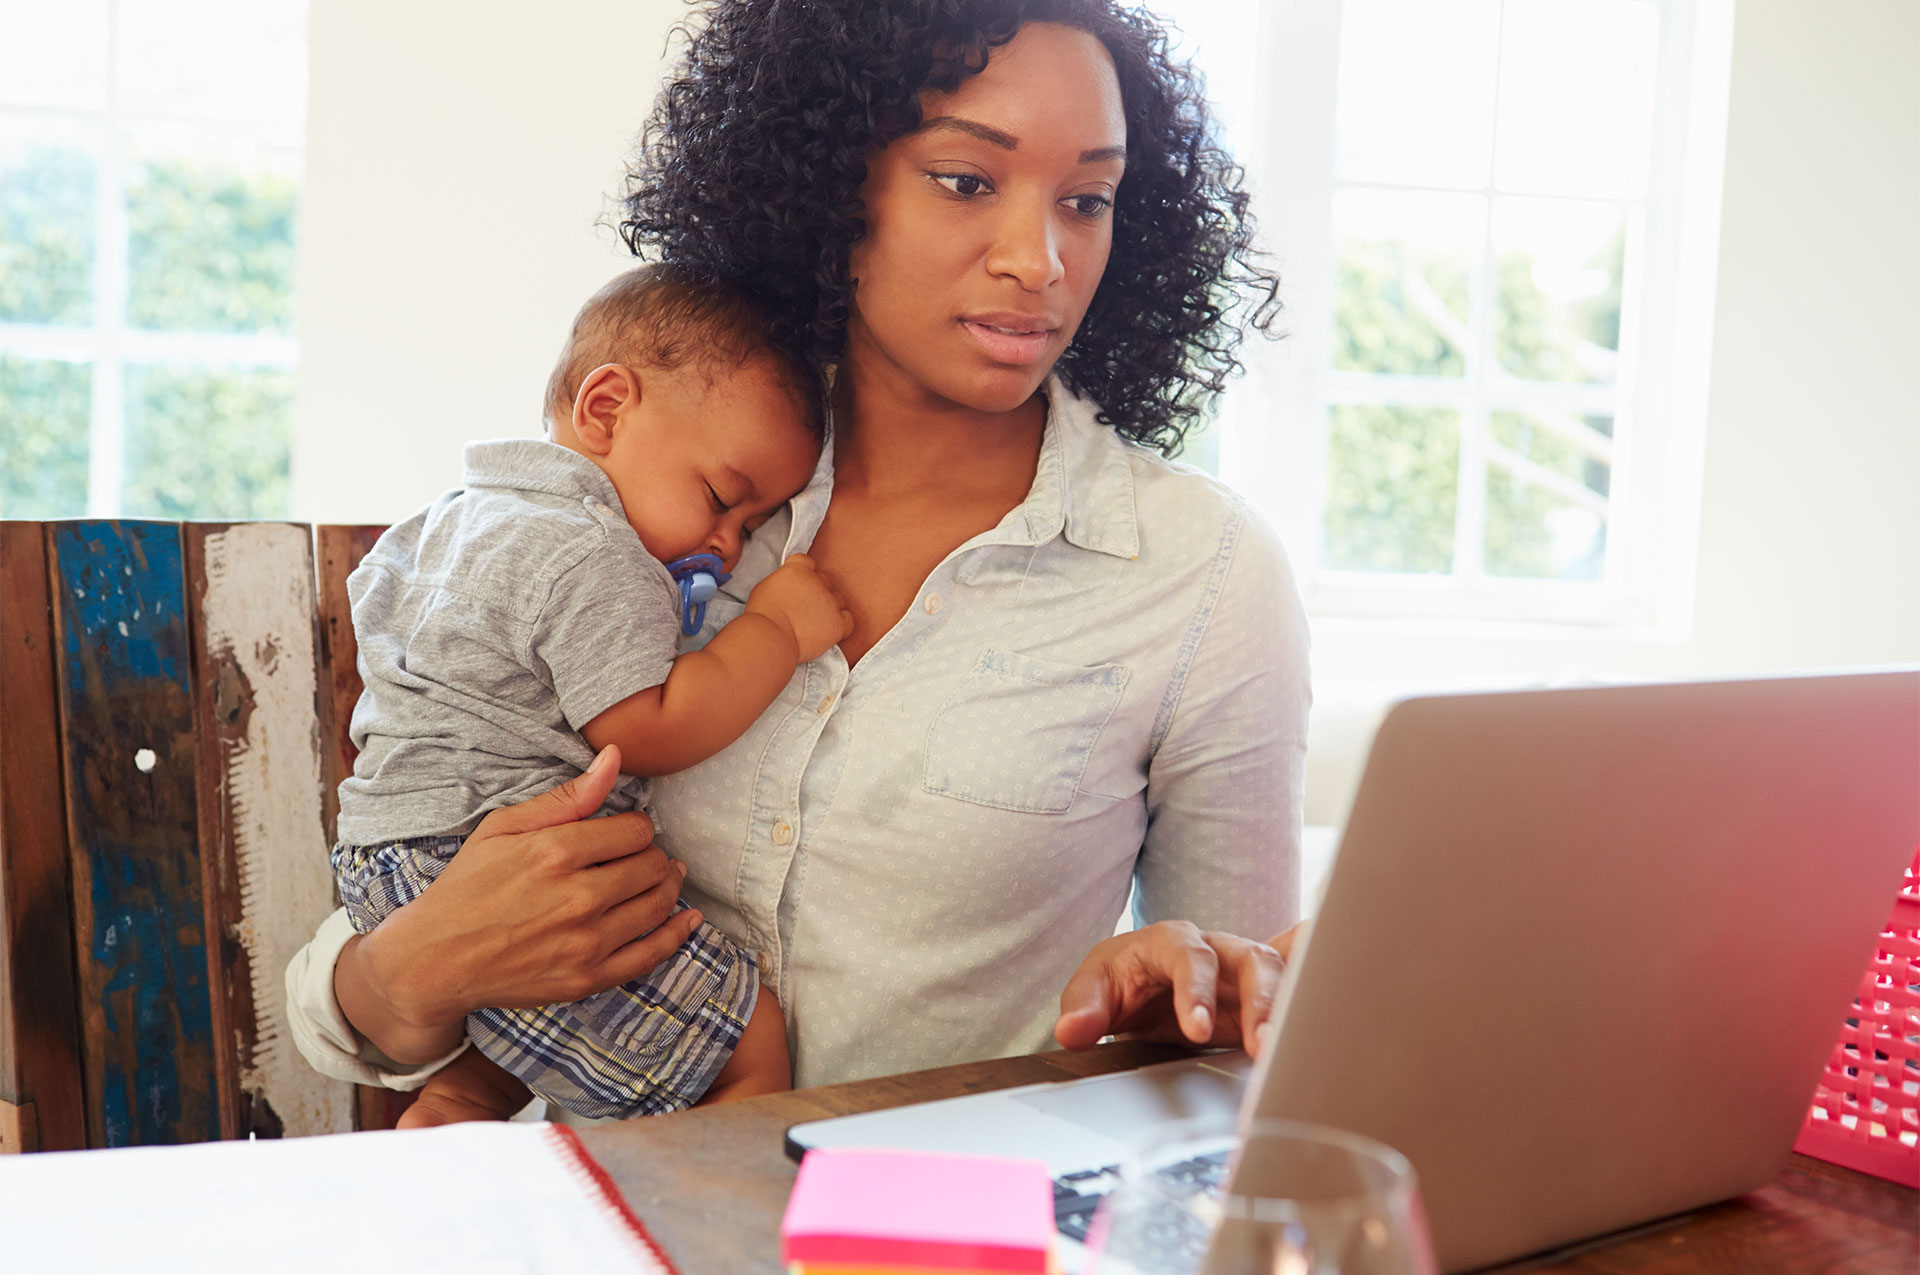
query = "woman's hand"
xmin=334 ymin=745 xmax=702 ymax=1063
xmin=1052 ymin=920 xmax=1310 ymax=1059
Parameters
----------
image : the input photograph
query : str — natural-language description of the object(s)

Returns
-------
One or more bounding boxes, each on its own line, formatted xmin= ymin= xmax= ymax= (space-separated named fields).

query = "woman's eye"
xmin=930 ymin=171 xmax=989 ymax=198
xmin=1067 ymin=192 xmax=1113 ymax=218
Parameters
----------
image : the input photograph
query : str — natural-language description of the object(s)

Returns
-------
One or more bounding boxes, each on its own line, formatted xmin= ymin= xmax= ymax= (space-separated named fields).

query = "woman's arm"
xmin=1054 ymin=506 xmax=1312 ymax=1056
xmin=306 ymin=747 xmax=701 ymax=1065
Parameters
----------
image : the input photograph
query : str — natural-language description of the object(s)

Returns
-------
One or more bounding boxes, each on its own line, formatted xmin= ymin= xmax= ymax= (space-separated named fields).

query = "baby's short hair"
xmin=544 ymin=264 xmax=823 ymax=434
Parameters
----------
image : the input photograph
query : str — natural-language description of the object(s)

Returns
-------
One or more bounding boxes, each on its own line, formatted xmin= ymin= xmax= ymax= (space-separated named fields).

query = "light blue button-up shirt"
xmin=653 ymin=380 xmax=1311 ymax=1087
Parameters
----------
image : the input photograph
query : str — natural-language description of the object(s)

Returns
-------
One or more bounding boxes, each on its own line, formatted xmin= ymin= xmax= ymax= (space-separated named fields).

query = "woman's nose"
xmin=984 ymin=201 xmax=1065 ymax=291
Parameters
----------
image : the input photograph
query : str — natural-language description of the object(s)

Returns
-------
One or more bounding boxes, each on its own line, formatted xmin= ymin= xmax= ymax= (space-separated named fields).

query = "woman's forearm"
xmin=334 ymin=928 xmax=468 ymax=1064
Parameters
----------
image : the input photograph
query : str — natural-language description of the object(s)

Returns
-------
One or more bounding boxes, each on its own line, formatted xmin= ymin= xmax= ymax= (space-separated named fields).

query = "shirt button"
xmin=922 ymin=592 xmax=944 ymax=614
xmin=771 ymin=820 xmax=793 ymax=846
xmin=816 ymin=693 xmax=835 ymax=715
xmin=757 ymin=949 xmax=774 ymax=971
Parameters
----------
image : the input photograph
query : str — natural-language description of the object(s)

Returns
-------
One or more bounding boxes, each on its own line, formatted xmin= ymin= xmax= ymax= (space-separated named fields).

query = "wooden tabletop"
xmin=579 ymin=1040 xmax=1919 ymax=1274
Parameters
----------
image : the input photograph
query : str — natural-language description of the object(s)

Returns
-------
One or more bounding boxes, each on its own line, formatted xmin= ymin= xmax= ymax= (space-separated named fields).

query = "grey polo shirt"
xmin=336 ymin=439 xmax=680 ymax=845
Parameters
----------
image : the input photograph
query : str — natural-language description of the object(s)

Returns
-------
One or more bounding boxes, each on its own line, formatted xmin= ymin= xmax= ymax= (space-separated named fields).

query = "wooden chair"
xmin=0 ymin=520 xmax=390 ymax=1151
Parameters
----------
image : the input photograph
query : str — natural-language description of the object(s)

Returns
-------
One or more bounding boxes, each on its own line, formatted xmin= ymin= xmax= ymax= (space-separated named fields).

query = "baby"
xmin=332 ymin=265 xmax=849 ymax=1126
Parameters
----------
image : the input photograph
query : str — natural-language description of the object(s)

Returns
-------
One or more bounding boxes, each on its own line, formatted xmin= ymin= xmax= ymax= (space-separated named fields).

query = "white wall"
xmin=293 ymin=1 xmax=1920 ymax=820
xmin=292 ymin=0 xmax=683 ymax=520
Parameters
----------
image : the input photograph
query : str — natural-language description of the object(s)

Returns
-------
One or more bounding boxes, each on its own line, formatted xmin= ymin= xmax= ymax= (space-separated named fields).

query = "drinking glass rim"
xmin=1118 ymin=1114 xmax=1421 ymax=1210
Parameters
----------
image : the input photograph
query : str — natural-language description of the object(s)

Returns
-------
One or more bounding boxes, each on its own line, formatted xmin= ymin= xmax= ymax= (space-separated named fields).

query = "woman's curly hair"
xmin=620 ymin=0 xmax=1281 ymax=456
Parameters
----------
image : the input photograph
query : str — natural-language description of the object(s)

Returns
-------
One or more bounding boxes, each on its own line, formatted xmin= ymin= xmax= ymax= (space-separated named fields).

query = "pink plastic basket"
xmin=1793 ymin=845 xmax=1920 ymax=1187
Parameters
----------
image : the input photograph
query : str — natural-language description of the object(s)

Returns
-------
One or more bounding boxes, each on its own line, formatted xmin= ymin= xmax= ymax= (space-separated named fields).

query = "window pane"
xmin=1493 ymin=197 xmax=1625 ymax=384
xmin=121 ymin=363 xmax=292 ymax=518
xmin=125 ymin=141 xmax=298 ymax=335
xmin=117 ymin=0 xmax=309 ymax=136
xmin=0 ymin=130 xmax=95 ymax=325
xmin=1333 ymin=190 xmax=1481 ymax=377
xmin=0 ymin=1 xmax=109 ymax=110
xmin=1486 ymin=410 xmax=1610 ymax=579
xmin=1494 ymin=0 xmax=1661 ymax=199
xmin=0 ymin=354 xmax=90 ymax=517
xmin=1335 ymin=0 xmax=1502 ymax=189
xmin=1323 ymin=403 xmax=1459 ymax=574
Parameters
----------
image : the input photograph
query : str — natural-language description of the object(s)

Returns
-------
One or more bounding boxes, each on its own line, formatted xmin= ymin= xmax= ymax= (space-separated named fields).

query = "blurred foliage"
xmin=1327 ymin=225 xmax=1623 ymax=580
xmin=1324 ymin=403 xmax=1458 ymax=574
xmin=1495 ymin=229 xmax=1623 ymax=383
xmin=1333 ymin=241 xmax=1469 ymax=377
xmin=0 ymin=146 xmax=93 ymax=325
xmin=0 ymin=355 xmax=91 ymax=516
xmin=128 ymin=155 xmax=298 ymax=334
xmin=1485 ymin=467 xmax=1607 ymax=580
xmin=121 ymin=364 xmax=293 ymax=518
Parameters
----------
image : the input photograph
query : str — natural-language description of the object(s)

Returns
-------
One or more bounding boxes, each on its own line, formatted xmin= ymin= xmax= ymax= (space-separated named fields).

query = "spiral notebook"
xmin=0 ymin=1120 xmax=679 ymax=1275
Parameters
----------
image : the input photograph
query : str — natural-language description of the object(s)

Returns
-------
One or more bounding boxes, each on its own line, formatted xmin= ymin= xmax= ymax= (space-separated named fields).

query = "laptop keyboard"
xmin=1051 ymin=1149 xmax=1231 ymax=1244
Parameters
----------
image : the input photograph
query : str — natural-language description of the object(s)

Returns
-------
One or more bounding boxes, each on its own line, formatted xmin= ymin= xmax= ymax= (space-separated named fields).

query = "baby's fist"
xmin=746 ymin=554 xmax=854 ymax=662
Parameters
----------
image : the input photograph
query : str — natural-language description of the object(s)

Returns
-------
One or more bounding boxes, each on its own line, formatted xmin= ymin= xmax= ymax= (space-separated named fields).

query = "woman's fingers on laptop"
xmin=1052 ymin=924 xmax=1289 ymax=1058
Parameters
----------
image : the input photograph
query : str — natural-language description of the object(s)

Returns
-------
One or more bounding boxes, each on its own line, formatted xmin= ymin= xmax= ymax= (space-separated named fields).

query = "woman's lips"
xmin=960 ymin=318 xmax=1055 ymax=365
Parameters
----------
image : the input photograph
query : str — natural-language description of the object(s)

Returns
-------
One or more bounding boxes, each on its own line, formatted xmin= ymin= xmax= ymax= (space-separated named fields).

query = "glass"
xmin=0 ymin=0 xmax=109 ymax=110
xmin=1494 ymin=0 xmax=1661 ymax=200
xmin=1322 ymin=403 xmax=1460 ymax=575
xmin=0 ymin=126 xmax=96 ymax=326
xmin=118 ymin=0 xmax=310 ymax=136
xmin=1332 ymin=190 xmax=1481 ymax=378
xmin=121 ymin=362 xmax=293 ymax=518
xmin=125 ymin=136 xmax=299 ymax=335
xmin=1335 ymin=0 xmax=1501 ymax=190
xmin=1485 ymin=410 xmax=1611 ymax=580
xmin=0 ymin=354 xmax=91 ymax=517
xmin=1493 ymin=197 xmax=1627 ymax=385
xmin=1085 ymin=1117 xmax=1437 ymax=1275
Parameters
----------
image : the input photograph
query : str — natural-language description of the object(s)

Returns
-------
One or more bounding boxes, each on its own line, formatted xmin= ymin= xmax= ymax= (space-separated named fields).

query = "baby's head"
xmin=545 ymin=265 xmax=824 ymax=571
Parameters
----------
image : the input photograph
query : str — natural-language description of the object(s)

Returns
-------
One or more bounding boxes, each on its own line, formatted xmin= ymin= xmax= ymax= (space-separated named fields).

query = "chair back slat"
xmin=0 ymin=522 xmax=87 ymax=1153
xmin=313 ymin=524 xmax=402 ymax=1131
xmin=186 ymin=523 xmax=356 ymax=1139
xmin=47 ymin=520 xmax=223 ymax=1147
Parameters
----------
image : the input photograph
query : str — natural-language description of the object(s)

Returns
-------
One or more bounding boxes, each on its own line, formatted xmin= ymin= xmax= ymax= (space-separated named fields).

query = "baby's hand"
xmin=746 ymin=553 xmax=854 ymax=662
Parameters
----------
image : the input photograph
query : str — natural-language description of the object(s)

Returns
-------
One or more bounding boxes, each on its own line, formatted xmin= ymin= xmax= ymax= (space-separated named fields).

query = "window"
xmin=1162 ymin=0 xmax=1734 ymax=631
xmin=0 ymin=0 xmax=307 ymax=520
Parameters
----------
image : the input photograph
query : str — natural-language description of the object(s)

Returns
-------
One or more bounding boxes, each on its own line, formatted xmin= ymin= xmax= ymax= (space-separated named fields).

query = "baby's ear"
xmin=571 ymin=363 xmax=641 ymax=453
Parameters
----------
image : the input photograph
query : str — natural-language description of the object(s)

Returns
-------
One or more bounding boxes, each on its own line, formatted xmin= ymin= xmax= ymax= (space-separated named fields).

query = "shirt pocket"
xmin=923 ymin=648 xmax=1131 ymax=814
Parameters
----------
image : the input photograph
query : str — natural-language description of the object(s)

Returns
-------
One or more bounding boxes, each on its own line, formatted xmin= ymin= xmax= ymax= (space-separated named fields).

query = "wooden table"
xmin=580 ymin=1040 xmax=1919 ymax=1274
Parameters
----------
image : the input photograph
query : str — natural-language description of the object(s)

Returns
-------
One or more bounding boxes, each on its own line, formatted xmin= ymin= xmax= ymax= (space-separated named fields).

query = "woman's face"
xmin=844 ymin=21 xmax=1126 ymax=415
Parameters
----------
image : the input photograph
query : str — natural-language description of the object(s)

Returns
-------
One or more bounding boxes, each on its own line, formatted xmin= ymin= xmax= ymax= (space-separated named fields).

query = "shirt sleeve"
xmin=532 ymin=525 xmax=683 ymax=730
xmin=1134 ymin=504 xmax=1311 ymax=941
xmin=283 ymin=907 xmax=469 ymax=1091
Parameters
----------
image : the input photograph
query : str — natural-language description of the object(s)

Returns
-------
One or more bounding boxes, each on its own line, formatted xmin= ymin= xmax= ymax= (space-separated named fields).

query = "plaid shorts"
xmin=332 ymin=835 xmax=756 ymax=1120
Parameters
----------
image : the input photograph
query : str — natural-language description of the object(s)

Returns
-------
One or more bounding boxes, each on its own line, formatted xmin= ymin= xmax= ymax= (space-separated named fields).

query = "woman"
xmin=288 ymin=0 xmax=1309 ymax=1097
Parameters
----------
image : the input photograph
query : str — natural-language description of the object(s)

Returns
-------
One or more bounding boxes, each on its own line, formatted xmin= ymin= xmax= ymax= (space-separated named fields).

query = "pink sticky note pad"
xmin=780 ymin=1148 xmax=1055 ymax=1273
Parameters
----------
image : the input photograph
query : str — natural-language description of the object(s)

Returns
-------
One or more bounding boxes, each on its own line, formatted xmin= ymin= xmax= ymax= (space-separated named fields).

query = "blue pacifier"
xmin=665 ymin=552 xmax=732 ymax=636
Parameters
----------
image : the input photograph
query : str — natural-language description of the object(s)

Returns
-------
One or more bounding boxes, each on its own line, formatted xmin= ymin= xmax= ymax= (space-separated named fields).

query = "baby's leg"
xmin=398 ymin=1049 xmax=535 ymax=1129
xmin=696 ymin=986 xmax=790 ymax=1105
xmin=465 ymin=903 xmax=759 ymax=1120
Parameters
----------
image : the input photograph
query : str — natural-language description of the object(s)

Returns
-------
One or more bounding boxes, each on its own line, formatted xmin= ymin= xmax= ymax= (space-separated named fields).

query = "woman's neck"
xmin=831 ymin=359 xmax=1048 ymax=502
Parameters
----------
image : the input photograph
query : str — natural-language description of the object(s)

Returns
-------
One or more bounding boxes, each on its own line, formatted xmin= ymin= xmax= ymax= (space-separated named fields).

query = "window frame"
xmin=1198 ymin=0 xmax=1735 ymax=636
xmin=0 ymin=0 xmax=303 ymax=519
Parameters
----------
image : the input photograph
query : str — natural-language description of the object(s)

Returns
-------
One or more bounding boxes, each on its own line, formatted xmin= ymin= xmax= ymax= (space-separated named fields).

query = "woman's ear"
xmin=571 ymin=363 xmax=642 ymax=454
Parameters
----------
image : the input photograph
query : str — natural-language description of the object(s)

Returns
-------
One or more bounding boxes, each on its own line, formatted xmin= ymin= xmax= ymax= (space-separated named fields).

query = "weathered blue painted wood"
xmin=48 ymin=521 xmax=220 ymax=1147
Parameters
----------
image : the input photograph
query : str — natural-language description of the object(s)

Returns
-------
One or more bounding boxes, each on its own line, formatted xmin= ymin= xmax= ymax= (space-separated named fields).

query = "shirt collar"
xmin=461 ymin=438 xmax=627 ymax=516
xmin=784 ymin=374 xmax=1140 ymax=561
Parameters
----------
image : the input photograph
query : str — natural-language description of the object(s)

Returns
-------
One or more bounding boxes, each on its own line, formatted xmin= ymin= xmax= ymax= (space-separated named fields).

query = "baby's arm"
xmin=584 ymin=554 xmax=851 ymax=775
xmin=696 ymin=987 xmax=791 ymax=1105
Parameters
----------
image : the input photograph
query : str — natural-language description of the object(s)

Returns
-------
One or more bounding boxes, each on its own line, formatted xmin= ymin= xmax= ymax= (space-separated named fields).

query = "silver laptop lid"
xmin=1243 ymin=672 xmax=1919 ymax=1272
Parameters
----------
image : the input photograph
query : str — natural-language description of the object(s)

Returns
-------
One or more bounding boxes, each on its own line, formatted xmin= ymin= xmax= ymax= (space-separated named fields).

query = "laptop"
xmin=786 ymin=671 xmax=1920 ymax=1272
